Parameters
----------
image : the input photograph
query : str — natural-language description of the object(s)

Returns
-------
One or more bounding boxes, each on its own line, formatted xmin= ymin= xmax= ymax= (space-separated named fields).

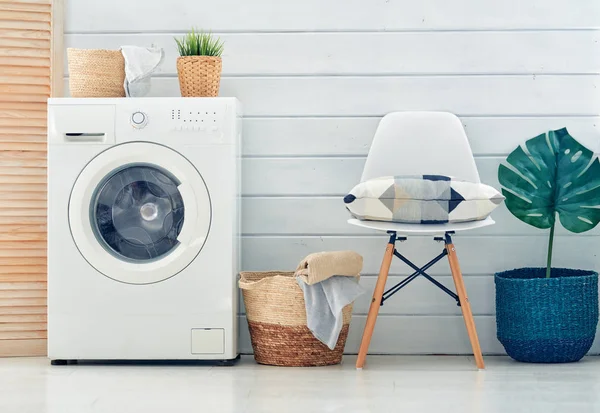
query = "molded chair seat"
xmin=348 ymin=216 xmax=495 ymax=235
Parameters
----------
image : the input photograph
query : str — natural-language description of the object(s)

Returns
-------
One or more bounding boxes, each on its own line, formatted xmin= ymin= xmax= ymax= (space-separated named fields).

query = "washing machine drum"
xmin=94 ymin=165 xmax=185 ymax=261
xmin=69 ymin=142 xmax=211 ymax=284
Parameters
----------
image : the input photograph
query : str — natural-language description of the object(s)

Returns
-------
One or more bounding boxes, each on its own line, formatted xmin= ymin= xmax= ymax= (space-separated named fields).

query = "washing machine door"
xmin=69 ymin=142 xmax=211 ymax=284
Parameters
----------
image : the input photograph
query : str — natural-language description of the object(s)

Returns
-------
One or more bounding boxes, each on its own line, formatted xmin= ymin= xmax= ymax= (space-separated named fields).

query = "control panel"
xmin=49 ymin=98 xmax=240 ymax=146
xmin=171 ymin=108 xmax=223 ymax=133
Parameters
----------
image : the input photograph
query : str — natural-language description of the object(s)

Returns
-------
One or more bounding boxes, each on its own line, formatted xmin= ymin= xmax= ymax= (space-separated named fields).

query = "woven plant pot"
xmin=67 ymin=48 xmax=125 ymax=97
xmin=495 ymin=268 xmax=598 ymax=363
xmin=176 ymin=56 xmax=222 ymax=97
xmin=239 ymin=271 xmax=355 ymax=367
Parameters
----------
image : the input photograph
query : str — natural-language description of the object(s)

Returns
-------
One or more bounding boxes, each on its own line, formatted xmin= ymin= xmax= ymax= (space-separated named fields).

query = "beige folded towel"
xmin=295 ymin=251 xmax=363 ymax=285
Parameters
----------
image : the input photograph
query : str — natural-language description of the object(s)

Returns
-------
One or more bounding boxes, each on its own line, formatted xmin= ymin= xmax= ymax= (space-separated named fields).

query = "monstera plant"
xmin=495 ymin=128 xmax=600 ymax=363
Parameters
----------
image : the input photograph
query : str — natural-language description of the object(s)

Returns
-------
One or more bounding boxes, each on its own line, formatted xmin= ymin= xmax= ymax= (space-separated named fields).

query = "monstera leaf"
xmin=498 ymin=128 xmax=600 ymax=233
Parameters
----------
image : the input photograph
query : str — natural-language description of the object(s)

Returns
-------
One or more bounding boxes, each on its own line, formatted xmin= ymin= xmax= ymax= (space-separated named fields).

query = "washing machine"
xmin=47 ymin=97 xmax=241 ymax=362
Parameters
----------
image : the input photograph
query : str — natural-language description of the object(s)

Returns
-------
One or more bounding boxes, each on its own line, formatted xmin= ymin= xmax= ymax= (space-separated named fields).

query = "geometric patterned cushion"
xmin=344 ymin=175 xmax=505 ymax=224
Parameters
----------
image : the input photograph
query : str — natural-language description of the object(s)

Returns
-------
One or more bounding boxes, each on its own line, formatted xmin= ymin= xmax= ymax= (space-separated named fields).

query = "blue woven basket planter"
xmin=495 ymin=268 xmax=598 ymax=363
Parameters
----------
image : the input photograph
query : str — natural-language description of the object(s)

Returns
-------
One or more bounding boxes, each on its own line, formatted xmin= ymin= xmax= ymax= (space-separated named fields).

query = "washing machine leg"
xmin=50 ymin=360 xmax=67 ymax=366
xmin=50 ymin=359 xmax=78 ymax=366
xmin=216 ymin=354 xmax=241 ymax=366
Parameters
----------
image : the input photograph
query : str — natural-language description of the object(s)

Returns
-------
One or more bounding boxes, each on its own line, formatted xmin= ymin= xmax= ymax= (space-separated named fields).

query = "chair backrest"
xmin=361 ymin=112 xmax=480 ymax=183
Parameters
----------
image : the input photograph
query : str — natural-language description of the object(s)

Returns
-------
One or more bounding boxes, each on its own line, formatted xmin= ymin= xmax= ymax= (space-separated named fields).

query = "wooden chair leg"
xmin=356 ymin=242 xmax=394 ymax=369
xmin=446 ymin=242 xmax=485 ymax=369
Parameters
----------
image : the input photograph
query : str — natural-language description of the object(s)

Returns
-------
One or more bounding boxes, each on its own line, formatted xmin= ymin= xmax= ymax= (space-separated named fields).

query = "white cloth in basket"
xmin=297 ymin=276 xmax=364 ymax=350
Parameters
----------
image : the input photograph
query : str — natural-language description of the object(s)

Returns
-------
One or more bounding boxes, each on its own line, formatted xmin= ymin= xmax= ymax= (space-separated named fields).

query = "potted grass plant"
xmin=496 ymin=127 xmax=600 ymax=363
xmin=175 ymin=29 xmax=224 ymax=97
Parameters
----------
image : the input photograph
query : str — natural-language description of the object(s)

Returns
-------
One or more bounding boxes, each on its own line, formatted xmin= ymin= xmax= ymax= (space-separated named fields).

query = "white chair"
xmin=350 ymin=112 xmax=493 ymax=369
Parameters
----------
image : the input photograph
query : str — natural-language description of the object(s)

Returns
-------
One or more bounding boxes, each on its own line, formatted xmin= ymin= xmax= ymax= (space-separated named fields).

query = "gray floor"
xmin=2 ymin=355 xmax=600 ymax=412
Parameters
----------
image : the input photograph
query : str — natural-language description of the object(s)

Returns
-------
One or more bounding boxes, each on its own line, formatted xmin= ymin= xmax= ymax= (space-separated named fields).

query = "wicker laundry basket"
xmin=67 ymin=48 xmax=125 ymax=97
xmin=176 ymin=56 xmax=222 ymax=97
xmin=239 ymin=271 xmax=355 ymax=367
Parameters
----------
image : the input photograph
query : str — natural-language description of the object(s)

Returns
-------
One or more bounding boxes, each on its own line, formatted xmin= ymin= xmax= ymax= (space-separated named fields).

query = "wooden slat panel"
xmin=0 ymin=10 xmax=50 ymax=22
xmin=0 ymin=183 xmax=46 ymax=192
xmin=0 ymin=69 xmax=49 ymax=83
xmin=0 ymin=148 xmax=46 ymax=158
xmin=0 ymin=314 xmax=46 ymax=323
xmin=1 ymin=277 xmax=46 ymax=283
xmin=0 ymin=19 xmax=50 ymax=31
xmin=0 ymin=84 xmax=50 ymax=95
xmin=0 ymin=226 xmax=46 ymax=239
xmin=0 ymin=93 xmax=48 ymax=102
xmin=0 ymin=192 xmax=47 ymax=201
xmin=0 ymin=3 xmax=50 ymax=13
xmin=0 ymin=109 xmax=45 ymax=120
xmin=0 ymin=169 xmax=46 ymax=180
xmin=0 ymin=289 xmax=45 ymax=298
xmin=0 ymin=250 xmax=45 ymax=259
xmin=0 ymin=57 xmax=49 ymax=68
xmin=0 ymin=166 xmax=46 ymax=176
xmin=0 ymin=135 xmax=46 ymax=142
xmin=0 ymin=75 xmax=50 ymax=86
xmin=0 ymin=306 xmax=46 ymax=316
xmin=0 ymin=47 xmax=50 ymax=58
xmin=0 ymin=176 xmax=46 ymax=184
xmin=0 ymin=161 xmax=46 ymax=169
xmin=0 ymin=37 xmax=49 ymax=49
xmin=4 ymin=0 xmax=51 ymax=4
xmin=0 ymin=322 xmax=46 ymax=332
xmin=0 ymin=191 xmax=48 ymax=203
xmin=0 ymin=101 xmax=46 ymax=111
xmin=0 ymin=258 xmax=45 ymax=266
xmin=0 ymin=155 xmax=46 ymax=164
xmin=0 ymin=206 xmax=47 ymax=217
xmin=0 ymin=274 xmax=47 ymax=282
xmin=0 ymin=265 xmax=46 ymax=274
xmin=0 ymin=124 xmax=47 ymax=135
xmin=0 ymin=158 xmax=46 ymax=167
xmin=0 ymin=142 xmax=46 ymax=151
xmin=0 ymin=241 xmax=45 ymax=249
xmin=0 ymin=330 xmax=46 ymax=339
xmin=0 ymin=209 xmax=46 ymax=216
xmin=0 ymin=338 xmax=46 ymax=356
xmin=0 ymin=126 xmax=46 ymax=136
xmin=0 ymin=297 xmax=46 ymax=307
xmin=0 ymin=232 xmax=45 ymax=241
xmin=0 ymin=282 xmax=45 ymax=290
xmin=0 ymin=28 xmax=50 ymax=40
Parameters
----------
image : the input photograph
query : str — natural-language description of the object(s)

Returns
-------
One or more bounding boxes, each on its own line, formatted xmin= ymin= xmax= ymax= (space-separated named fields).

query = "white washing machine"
xmin=47 ymin=97 xmax=241 ymax=363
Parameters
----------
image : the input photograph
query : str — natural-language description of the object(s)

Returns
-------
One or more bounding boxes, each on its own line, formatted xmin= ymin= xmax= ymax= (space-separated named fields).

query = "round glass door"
xmin=93 ymin=165 xmax=185 ymax=262
xmin=69 ymin=142 xmax=211 ymax=285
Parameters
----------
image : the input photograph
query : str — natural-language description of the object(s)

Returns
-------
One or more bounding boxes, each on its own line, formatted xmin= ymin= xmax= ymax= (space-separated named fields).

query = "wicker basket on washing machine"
xmin=67 ymin=48 xmax=125 ymax=97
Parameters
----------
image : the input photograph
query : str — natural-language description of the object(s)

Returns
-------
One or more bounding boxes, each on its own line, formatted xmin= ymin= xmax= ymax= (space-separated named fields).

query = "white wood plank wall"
xmin=64 ymin=0 xmax=600 ymax=355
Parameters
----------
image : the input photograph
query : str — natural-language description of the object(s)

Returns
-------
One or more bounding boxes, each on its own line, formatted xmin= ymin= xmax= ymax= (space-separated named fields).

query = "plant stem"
xmin=546 ymin=221 xmax=556 ymax=279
